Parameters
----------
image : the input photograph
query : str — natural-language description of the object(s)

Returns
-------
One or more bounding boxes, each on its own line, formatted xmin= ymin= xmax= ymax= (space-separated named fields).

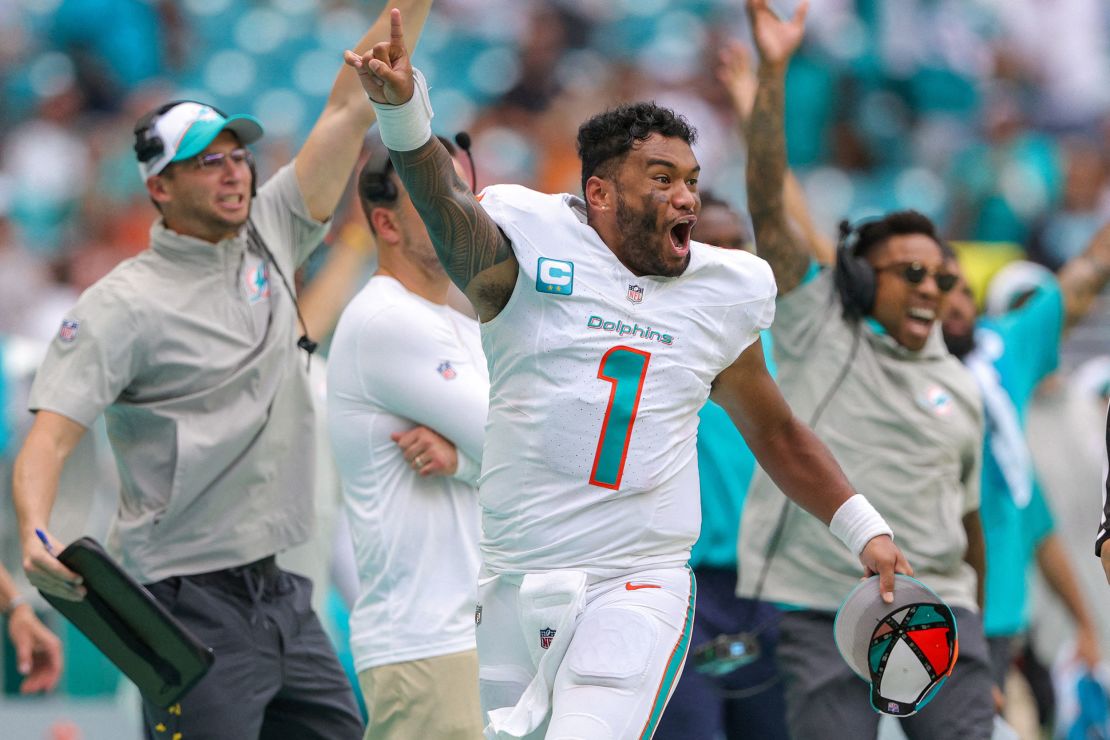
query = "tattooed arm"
xmin=392 ymin=138 xmax=518 ymax=321
xmin=345 ymin=9 xmax=518 ymax=321
xmin=745 ymin=0 xmax=813 ymax=295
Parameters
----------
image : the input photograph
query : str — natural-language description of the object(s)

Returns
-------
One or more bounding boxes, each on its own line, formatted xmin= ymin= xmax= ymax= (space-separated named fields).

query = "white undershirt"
xmin=326 ymin=276 xmax=488 ymax=670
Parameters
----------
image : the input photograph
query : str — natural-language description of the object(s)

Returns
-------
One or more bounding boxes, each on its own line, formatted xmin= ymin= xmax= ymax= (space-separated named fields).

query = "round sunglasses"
xmin=875 ymin=262 xmax=958 ymax=293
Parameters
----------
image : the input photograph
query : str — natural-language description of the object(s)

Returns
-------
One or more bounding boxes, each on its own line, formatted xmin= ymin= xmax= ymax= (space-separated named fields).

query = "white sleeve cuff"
xmin=453 ymin=450 xmax=481 ymax=487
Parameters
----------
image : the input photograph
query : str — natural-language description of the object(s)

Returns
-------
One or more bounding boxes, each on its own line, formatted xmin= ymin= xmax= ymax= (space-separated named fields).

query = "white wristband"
xmin=829 ymin=494 xmax=893 ymax=557
xmin=369 ymin=67 xmax=434 ymax=152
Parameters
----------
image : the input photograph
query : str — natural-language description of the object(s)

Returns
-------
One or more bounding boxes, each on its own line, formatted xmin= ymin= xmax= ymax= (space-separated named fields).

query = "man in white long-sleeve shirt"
xmin=326 ymin=133 xmax=487 ymax=740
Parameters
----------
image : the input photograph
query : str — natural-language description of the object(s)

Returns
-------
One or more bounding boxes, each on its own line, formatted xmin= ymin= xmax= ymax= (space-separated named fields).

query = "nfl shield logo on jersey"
xmin=539 ymin=627 xmax=556 ymax=650
xmin=437 ymin=361 xmax=457 ymax=380
xmin=627 ymin=284 xmax=644 ymax=304
xmin=58 ymin=319 xmax=80 ymax=343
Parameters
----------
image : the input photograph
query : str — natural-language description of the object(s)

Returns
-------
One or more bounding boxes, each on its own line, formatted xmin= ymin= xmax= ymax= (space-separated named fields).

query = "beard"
xmin=614 ymin=192 xmax=688 ymax=277
xmin=942 ymin=328 xmax=975 ymax=359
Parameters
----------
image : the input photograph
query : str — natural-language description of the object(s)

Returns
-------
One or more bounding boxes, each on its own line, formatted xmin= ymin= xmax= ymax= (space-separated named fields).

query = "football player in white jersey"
xmin=343 ymin=11 xmax=912 ymax=739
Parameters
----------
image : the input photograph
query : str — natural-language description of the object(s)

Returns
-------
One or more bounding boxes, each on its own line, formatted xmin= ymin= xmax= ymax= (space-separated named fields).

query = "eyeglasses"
xmin=184 ymin=147 xmax=253 ymax=171
xmin=876 ymin=261 xmax=958 ymax=292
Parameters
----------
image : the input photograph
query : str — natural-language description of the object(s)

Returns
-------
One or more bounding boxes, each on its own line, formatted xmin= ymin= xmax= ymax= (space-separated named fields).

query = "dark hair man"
xmin=339 ymin=10 xmax=909 ymax=738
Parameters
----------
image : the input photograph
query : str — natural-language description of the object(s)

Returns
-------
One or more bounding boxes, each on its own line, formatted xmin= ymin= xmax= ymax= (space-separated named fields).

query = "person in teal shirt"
xmin=942 ymin=253 xmax=1108 ymax=707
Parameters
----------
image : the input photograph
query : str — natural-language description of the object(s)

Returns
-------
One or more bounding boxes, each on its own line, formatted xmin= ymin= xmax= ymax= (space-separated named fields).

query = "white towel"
xmin=966 ymin=337 xmax=1032 ymax=508
xmin=485 ymin=570 xmax=588 ymax=739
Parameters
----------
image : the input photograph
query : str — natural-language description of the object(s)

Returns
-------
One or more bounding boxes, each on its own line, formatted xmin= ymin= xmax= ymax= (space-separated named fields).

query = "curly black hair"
xmin=843 ymin=210 xmax=953 ymax=260
xmin=576 ymin=102 xmax=697 ymax=195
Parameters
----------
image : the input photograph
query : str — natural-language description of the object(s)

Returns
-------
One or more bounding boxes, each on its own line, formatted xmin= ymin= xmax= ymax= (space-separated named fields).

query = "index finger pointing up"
xmin=390 ymin=8 xmax=405 ymax=48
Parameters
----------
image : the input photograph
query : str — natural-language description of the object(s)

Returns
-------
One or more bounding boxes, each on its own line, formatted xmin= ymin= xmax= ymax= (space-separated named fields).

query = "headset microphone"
xmin=454 ymin=131 xmax=477 ymax=192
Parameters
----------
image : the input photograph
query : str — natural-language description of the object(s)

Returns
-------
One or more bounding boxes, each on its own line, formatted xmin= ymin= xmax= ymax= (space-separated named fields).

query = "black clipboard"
xmin=38 ymin=537 xmax=214 ymax=708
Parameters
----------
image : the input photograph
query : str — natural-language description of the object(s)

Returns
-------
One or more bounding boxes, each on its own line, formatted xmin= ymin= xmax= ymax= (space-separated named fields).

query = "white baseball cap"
xmin=834 ymin=574 xmax=959 ymax=717
xmin=136 ymin=101 xmax=263 ymax=180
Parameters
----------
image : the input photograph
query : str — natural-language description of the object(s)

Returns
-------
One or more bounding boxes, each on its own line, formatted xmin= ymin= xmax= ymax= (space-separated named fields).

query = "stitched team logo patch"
xmin=918 ymin=385 xmax=953 ymax=417
xmin=58 ymin=319 xmax=80 ymax=343
xmin=627 ymin=284 xmax=643 ymax=304
xmin=536 ymin=258 xmax=573 ymax=295
xmin=437 ymin=361 xmax=457 ymax=380
xmin=539 ymin=627 xmax=556 ymax=650
xmin=244 ymin=260 xmax=271 ymax=304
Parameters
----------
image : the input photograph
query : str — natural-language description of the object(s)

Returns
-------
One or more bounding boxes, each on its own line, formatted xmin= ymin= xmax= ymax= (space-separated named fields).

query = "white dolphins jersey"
xmin=476 ymin=184 xmax=777 ymax=578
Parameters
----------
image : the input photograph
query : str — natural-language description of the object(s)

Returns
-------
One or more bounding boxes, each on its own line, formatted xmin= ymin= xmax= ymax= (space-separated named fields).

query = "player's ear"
xmin=370 ymin=207 xmax=402 ymax=245
xmin=585 ymin=175 xmax=612 ymax=213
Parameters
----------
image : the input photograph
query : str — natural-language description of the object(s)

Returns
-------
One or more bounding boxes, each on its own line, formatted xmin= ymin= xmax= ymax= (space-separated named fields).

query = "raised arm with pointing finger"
xmin=345 ymin=9 xmax=518 ymax=322
xmin=295 ymin=0 xmax=434 ymax=221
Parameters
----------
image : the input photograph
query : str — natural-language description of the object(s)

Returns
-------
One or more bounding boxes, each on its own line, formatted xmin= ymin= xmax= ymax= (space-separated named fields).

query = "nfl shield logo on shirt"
xmin=627 ymin=284 xmax=644 ymax=304
xmin=539 ymin=627 xmax=556 ymax=650
xmin=437 ymin=361 xmax=457 ymax=380
xmin=58 ymin=319 xmax=80 ymax=343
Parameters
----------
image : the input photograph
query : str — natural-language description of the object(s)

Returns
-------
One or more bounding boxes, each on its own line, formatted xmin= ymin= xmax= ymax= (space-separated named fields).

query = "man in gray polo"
xmin=11 ymin=2 xmax=437 ymax=737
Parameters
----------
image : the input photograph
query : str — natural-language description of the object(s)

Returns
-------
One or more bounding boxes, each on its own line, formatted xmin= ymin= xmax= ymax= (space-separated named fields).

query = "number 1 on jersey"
xmin=590 ymin=346 xmax=651 ymax=490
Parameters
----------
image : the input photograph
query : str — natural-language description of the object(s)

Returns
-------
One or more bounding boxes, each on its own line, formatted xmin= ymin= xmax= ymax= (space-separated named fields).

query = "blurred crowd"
xmin=2 ymin=0 xmax=1110 ymax=736
xmin=2 ymin=1 xmax=1110 ymax=339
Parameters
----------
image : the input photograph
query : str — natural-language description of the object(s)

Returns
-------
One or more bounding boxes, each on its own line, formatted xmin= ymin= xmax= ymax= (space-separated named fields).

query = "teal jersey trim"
xmin=638 ymin=569 xmax=696 ymax=740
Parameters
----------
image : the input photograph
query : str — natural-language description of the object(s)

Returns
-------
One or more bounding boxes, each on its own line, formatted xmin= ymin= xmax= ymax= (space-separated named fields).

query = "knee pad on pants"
xmin=566 ymin=608 xmax=659 ymax=691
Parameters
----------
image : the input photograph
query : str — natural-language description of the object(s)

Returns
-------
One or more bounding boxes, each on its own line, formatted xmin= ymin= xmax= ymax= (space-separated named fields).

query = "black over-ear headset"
xmin=833 ymin=218 xmax=877 ymax=318
xmin=133 ymin=99 xmax=258 ymax=196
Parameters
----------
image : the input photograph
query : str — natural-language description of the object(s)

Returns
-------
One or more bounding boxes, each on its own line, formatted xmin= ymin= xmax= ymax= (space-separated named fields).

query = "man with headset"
xmin=327 ymin=132 xmax=487 ymax=739
xmin=12 ymin=1 xmax=436 ymax=737
xmin=735 ymin=1 xmax=994 ymax=738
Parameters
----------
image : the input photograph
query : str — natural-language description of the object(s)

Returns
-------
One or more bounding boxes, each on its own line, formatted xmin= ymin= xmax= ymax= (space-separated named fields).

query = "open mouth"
xmin=906 ymin=306 xmax=936 ymax=328
xmin=217 ymin=193 xmax=246 ymax=208
xmin=669 ymin=219 xmax=694 ymax=256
